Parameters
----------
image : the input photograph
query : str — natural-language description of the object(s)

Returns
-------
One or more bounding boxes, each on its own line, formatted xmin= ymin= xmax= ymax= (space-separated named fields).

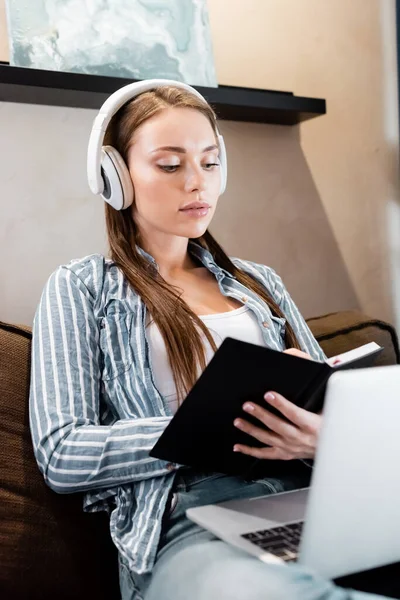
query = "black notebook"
xmin=150 ymin=339 xmax=383 ymax=480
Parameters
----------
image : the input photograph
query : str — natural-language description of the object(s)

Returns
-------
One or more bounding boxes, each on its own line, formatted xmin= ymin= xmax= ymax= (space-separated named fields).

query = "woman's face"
xmin=126 ymin=107 xmax=221 ymax=242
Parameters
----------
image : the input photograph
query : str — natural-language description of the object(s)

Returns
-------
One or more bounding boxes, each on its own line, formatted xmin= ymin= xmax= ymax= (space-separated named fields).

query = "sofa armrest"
xmin=306 ymin=310 xmax=400 ymax=366
xmin=0 ymin=321 xmax=119 ymax=600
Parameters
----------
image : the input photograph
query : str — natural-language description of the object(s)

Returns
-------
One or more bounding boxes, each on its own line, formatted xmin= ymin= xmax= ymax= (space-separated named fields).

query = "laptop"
xmin=186 ymin=365 xmax=400 ymax=580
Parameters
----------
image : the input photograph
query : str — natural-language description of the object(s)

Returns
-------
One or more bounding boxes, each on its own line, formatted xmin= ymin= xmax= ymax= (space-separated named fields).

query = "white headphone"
xmin=87 ymin=79 xmax=227 ymax=211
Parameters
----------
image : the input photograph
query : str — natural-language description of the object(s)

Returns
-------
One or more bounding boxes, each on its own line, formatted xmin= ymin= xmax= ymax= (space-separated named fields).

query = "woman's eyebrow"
xmin=151 ymin=144 xmax=218 ymax=154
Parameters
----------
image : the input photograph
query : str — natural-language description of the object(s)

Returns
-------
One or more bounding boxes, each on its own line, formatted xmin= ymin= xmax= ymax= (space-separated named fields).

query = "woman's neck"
xmin=138 ymin=235 xmax=197 ymax=278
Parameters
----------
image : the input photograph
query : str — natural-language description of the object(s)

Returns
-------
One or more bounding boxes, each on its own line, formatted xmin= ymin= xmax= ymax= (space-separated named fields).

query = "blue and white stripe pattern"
xmin=29 ymin=241 xmax=325 ymax=578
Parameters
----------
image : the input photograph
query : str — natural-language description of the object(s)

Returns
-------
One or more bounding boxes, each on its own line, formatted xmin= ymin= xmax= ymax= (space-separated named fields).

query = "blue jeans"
xmin=119 ymin=468 xmax=388 ymax=600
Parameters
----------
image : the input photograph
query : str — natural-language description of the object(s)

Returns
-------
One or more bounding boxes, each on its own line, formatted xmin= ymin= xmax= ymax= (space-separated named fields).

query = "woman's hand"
xmin=233 ymin=391 xmax=322 ymax=461
xmin=283 ymin=348 xmax=313 ymax=361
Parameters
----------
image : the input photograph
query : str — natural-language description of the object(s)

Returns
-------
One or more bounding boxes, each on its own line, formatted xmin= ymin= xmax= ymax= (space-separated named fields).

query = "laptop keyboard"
xmin=241 ymin=521 xmax=303 ymax=562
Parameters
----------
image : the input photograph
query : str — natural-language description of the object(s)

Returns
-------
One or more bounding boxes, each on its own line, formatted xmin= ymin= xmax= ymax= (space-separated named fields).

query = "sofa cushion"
xmin=1 ymin=311 xmax=398 ymax=598
xmin=306 ymin=310 xmax=400 ymax=366
xmin=0 ymin=322 xmax=119 ymax=600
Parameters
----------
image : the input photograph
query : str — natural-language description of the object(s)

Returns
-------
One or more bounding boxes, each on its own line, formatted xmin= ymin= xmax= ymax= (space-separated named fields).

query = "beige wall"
xmin=0 ymin=0 xmax=399 ymax=329
xmin=207 ymin=0 xmax=399 ymax=325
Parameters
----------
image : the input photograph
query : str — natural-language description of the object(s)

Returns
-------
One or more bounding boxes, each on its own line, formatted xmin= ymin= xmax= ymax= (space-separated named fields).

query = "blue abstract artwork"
xmin=5 ymin=0 xmax=218 ymax=87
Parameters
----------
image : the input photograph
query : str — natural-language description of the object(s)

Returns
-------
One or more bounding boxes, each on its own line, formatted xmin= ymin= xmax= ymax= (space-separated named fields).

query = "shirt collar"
xmin=136 ymin=240 xmax=235 ymax=280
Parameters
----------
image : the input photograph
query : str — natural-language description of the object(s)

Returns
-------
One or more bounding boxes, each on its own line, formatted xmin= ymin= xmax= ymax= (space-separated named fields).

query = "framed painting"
xmin=5 ymin=0 xmax=218 ymax=87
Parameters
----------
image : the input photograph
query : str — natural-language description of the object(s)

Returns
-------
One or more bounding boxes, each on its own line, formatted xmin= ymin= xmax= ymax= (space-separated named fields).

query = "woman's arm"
xmin=232 ymin=261 xmax=325 ymax=460
xmin=29 ymin=266 xmax=175 ymax=495
xmin=267 ymin=268 xmax=326 ymax=361
xmin=234 ymin=259 xmax=326 ymax=362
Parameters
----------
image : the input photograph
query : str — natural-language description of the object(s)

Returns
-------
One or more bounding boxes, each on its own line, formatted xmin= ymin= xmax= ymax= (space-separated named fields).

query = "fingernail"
xmin=233 ymin=445 xmax=240 ymax=452
xmin=243 ymin=403 xmax=254 ymax=412
xmin=264 ymin=392 xmax=275 ymax=402
xmin=234 ymin=419 xmax=242 ymax=428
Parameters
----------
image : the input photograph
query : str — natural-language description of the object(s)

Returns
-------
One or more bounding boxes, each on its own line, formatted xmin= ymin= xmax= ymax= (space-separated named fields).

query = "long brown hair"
xmin=104 ymin=86 xmax=301 ymax=403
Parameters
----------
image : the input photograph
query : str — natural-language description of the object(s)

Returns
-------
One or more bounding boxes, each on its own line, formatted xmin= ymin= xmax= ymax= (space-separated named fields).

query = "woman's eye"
xmin=158 ymin=162 xmax=219 ymax=173
xmin=159 ymin=165 xmax=179 ymax=172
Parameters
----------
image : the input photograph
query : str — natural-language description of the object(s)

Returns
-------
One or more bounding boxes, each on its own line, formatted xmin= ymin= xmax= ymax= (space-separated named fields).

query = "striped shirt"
xmin=29 ymin=241 xmax=326 ymax=579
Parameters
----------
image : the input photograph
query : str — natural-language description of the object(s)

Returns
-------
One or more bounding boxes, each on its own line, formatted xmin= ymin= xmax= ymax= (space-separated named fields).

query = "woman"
xmin=29 ymin=80 xmax=386 ymax=600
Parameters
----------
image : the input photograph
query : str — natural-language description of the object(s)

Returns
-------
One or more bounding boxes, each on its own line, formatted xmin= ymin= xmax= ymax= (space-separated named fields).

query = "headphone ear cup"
xmin=100 ymin=146 xmax=134 ymax=210
xmin=217 ymin=134 xmax=227 ymax=195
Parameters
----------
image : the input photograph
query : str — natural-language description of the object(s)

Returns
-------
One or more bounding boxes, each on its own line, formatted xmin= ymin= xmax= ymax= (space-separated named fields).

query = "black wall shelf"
xmin=0 ymin=64 xmax=326 ymax=126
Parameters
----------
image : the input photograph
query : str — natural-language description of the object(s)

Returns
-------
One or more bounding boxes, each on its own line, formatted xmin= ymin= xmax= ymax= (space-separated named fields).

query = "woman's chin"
xmin=170 ymin=218 xmax=211 ymax=239
xmin=181 ymin=223 xmax=209 ymax=239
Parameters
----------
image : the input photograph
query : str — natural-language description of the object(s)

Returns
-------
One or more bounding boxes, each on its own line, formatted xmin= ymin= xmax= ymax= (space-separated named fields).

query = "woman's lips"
xmin=179 ymin=206 xmax=210 ymax=217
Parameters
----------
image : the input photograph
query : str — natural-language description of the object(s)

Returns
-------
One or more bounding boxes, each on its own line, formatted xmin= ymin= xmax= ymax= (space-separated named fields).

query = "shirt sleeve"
xmin=234 ymin=259 xmax=327 ymax=362
xmin=267 ymin=268 xmax=327 ymax=361
xmin=29 ymin=265 xmax=175 ymax=495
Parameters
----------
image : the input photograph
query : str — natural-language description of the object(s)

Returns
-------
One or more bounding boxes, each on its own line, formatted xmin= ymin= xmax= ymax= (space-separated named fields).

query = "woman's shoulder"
xmin=48 ymin=253 xmax=128 ymax=302
xmin=230 ymin=256 xmax=282 ymax=289
xmin=53 ymin=252 xmax=111 ymax=279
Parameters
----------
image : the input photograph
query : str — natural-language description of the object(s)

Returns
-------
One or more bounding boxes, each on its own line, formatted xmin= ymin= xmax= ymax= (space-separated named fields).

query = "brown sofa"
xmin=1 ymin=310 xmax=399 ymax=599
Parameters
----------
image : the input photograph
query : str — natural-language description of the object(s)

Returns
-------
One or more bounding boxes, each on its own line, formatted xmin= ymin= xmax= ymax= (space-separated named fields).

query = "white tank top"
xmin=146 ymin=304 xmax=266 ymax=414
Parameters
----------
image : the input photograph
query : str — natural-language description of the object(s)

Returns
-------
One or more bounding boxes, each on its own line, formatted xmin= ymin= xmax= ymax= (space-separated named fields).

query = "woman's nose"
xmin=183 ymin=164 xmax=206 ymax=193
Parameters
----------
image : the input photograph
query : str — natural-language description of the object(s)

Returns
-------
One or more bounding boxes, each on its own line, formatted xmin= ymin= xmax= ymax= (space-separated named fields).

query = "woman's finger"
xmin=264 ymin=392 xmax=316 ymax=430
xmin=233 ymin=417 xmax=282 ymax=448
xmin=242 ymin=401 xmax=299 ymax=439
xmin=283 ymin=348 xmax=313 ymax=361
xmin=233 ymin=444 xmax=293 ymax=461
